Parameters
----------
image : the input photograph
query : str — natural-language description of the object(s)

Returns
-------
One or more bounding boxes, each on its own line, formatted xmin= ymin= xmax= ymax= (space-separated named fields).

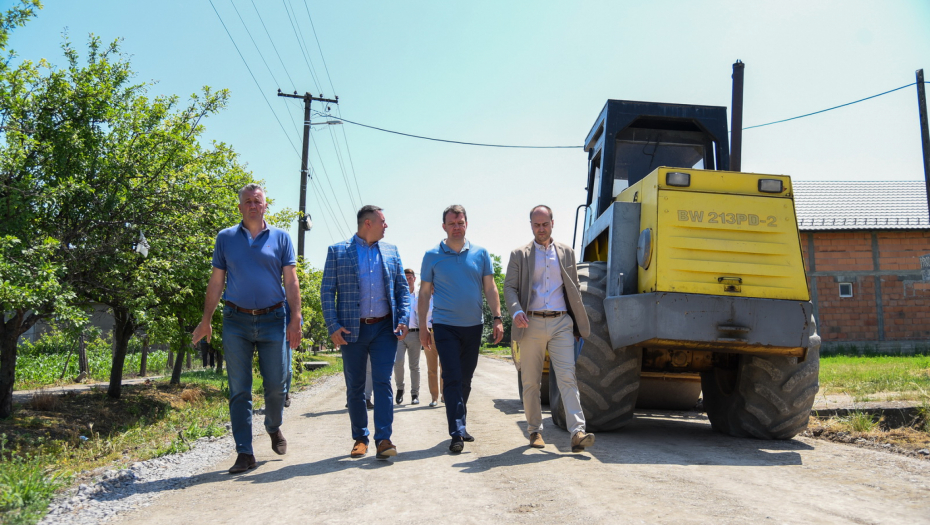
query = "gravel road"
xmin=51 ymin=356 xmax=930 ymax=524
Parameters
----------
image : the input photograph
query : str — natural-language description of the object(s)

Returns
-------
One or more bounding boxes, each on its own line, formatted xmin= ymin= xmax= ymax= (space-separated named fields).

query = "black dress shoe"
xmin=228 ymin=453 xmax=257 ymax=474
xmin=462 ymin=431 xmax=474 ymax=442
xmin=449 ymin=437 xmax=464 ymax=454
xmin=269 ymin=429 xmax=287 ymax=455
xmin=395 ymin=389 xmax=404 ymax=405
xmin=284 ymin=393 xmax=291 ymax=408
xmin=366 ymin=398 xmax=374 ymax=410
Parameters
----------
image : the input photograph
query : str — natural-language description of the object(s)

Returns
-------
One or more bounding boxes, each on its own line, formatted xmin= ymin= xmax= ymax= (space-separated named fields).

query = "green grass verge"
xmin=820 ymin=355 xmax=930 ymax=401
xmin=479 ymin=345 xmax=511 ymax=357
xmin=0 ymin=352 xmax=342 ymax=525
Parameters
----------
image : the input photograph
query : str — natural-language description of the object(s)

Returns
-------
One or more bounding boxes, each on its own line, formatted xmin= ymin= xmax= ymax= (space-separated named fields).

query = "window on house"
xmin=839 ymin=283 xmax=853 ymax=298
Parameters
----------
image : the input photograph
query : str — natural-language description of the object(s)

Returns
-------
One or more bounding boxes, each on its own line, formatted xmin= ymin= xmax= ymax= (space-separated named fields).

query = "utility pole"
xmin=277 ymin=90 xmax=338 ymax=259
xmin=916 ymin=70 xmax=930 ymax=221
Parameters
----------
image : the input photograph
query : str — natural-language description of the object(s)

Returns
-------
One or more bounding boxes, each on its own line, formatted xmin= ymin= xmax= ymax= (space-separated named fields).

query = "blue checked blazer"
xmin=321 ymin=237 xmax=410 ymax=343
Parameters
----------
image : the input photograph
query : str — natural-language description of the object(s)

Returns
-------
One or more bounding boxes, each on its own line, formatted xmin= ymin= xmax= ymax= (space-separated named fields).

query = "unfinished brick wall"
xmin=801 ymin=230 xmax=930 ymax=343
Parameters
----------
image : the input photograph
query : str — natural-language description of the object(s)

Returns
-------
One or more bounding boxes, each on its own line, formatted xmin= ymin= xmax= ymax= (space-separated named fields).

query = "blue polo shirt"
xmin=212 ymin=222 xmax=296 ymax=310
xmin=421 ymin=239 xmax=492 ymax=327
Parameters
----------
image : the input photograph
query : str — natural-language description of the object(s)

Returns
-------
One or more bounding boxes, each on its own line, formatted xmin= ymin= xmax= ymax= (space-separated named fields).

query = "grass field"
xmin=820 ymin=354 xmax=930 ymax=402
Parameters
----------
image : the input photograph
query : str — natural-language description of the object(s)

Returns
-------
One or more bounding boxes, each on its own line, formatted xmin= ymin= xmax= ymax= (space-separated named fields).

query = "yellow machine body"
xmin=615 ymin=167 xmax=810 ymax=302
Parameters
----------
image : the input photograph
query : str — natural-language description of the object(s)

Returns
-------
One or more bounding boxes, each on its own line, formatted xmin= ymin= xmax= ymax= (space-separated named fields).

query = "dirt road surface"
xmin=118 ymin=357 xmax=930 ymax=524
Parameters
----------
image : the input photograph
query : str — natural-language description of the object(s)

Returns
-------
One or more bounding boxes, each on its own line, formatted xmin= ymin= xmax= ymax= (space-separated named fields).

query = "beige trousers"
xmin=423 ymin=329 xmax=443 ymax=401
xmin=520 ymin=314 xmax=585 ymax=434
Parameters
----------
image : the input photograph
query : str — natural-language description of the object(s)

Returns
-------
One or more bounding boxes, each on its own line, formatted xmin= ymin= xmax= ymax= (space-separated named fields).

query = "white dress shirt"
xmin=526 ymin=241 xmax=567 ymax=313
xmin=408 ymin=288 xmax=419 ymax=329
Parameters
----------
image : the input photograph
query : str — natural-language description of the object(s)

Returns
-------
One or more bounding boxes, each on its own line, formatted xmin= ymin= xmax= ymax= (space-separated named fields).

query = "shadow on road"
xmin=492 ymin=398 xmax=524 ymax=415
xmin=494 ymin=398 xmax=814 ymax=468
xmin=581 ymin=411 xmax=814 ymax=467
xmin=453 ymin=446 xmax=591 ymax=473
xmin=234 ymin=441 xmax=455 ymax=483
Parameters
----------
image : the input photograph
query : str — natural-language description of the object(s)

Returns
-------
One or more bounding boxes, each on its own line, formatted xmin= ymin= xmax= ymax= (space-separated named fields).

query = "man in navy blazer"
xmin=321 ymin=205 xmax=410 ymax=460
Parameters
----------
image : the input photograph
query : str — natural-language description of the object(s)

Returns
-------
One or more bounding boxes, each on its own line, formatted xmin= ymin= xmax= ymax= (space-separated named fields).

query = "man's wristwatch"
xmin=493 ymin=315 xmax=503 ymax=322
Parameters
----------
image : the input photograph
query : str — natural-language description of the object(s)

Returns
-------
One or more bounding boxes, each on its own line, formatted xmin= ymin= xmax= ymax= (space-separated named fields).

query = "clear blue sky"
xmin=9 ymin=0 xmax=930 ymax=269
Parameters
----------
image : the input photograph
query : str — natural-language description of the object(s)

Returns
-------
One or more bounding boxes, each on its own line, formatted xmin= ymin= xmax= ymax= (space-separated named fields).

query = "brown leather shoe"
xmin=571 ymin=431 xmax=595 ymax=453
xmin=375 ymin=439 xmax=397 ymax=460
xmin=269 ymin=429 xmax=287 ymax=455
xmin=529 ymin=432 xmax=545 ymax=448
xmin=228 ymin=453 xmax=256 ymax=474
xmin=350 ymin=439 xmax=368 ymax=458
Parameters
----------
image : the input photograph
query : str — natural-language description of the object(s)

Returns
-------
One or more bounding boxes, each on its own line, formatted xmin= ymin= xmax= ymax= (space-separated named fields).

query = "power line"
xmin=214 ymin=0 xmax=346 ymax=241
xmin=250 ymin=0 xmax=298 ymax=92
xmin=323 ymin=114 xmax=583 ymax=148
xmin=308 ymin=169 xmax=349 ymax=239
xmin=318 ymin=81 xmax=929 ymax=147
xmin=337 ymin=119 xmax=365 ymax=205
xmin=743 ymin=82 xmax=920 ymax=131
xmin=208 ymin=0 xmax=301 ymax=157
xmin=229 ymin=0 xmax=281 ymax=89
xmin=326 ymin=124 xmax=359 ymax=211
xmin=308 ymin=132 xmax=355 ymax=233
xmin=302 ymin=0 xmax=336 ymax=96
xmin=281 ymin=0 xmax=321 ymax=93
xmin=228 ymin=0 xmax=302 ymax=139
xmin=299 ymin=3 xmax=365 ymax=204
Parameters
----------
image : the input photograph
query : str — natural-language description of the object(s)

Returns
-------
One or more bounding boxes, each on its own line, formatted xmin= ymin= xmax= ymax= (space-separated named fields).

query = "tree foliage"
xmin=298 ymin=260 xmax=330 ymax=350
xmin=482 ymin=253 xmax=511 ymax=344
xmin=0 ymin=12 xmax=255 ymax=407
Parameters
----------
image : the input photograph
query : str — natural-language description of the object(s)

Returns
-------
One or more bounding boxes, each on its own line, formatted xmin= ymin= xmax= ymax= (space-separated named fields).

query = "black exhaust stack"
xmin=730 ymin=60 xmax=745 ymax=172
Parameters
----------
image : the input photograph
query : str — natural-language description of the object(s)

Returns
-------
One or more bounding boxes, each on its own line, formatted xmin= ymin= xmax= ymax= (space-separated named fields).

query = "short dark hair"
xmin=238 ymin=183 xmax=266 ymax=200
xmin=530 ymin=205 xmax=553 ymax=221
xmin=404 ymin=268 xmax=415 ymax=276
xmin=442 ymin=204 xmax=467 ymax=224
xmin=357 ymin=205 xmax=383 ymax=226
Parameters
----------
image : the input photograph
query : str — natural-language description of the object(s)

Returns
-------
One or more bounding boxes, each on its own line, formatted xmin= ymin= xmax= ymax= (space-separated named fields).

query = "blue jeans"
xmin=341 ymin=318 xmax=397 ymax=443
xmin=432 ymin=324 xmax=483 ymax=438
xmin=223 ymin=305 xmax=288 ymax=455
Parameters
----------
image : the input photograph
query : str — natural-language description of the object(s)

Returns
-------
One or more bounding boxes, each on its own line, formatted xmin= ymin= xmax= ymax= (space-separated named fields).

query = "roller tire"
xmin=557 ymin=261 xmax=641 ymax=432
xmin=701 ymin=315 xmax=822 ymax=439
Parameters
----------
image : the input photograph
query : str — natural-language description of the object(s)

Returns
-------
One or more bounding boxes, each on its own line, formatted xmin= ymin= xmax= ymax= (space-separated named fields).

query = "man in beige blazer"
xmin=503 ymin=205 xmax=594 ymax=452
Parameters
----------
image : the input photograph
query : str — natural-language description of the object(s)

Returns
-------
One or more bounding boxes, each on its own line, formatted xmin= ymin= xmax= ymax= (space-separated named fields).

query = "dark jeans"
xmin=432 ymin=324 xmax=483 ymax=438
xmin=341 ymin=318 xmax=397 ymax=443
xmin=223 ymin=306 xmax=288 ymax=455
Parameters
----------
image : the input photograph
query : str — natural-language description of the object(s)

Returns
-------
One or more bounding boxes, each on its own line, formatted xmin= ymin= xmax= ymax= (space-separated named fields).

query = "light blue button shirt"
xmin=355 ymin=235 xmax=390 ymax=318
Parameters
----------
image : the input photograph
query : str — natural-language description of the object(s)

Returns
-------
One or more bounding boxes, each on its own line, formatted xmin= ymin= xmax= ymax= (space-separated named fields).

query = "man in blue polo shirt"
xmin=418 ymin=204 xmax=503 ymax=453
xmin=192 ymin=183 xmax=301 ymax=474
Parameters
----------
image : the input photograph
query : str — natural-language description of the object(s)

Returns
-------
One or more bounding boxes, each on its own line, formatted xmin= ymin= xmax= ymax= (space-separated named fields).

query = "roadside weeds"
xmin=0 ymin=353 xmax=343 ymax=525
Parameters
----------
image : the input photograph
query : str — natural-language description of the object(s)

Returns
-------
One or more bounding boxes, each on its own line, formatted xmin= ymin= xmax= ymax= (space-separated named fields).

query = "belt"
xmin=408 ymin=328 xmax=419 ymax=332
xmin=360 ymin=315 xmax=388 ymax=324
xmin=226 ymin=301 xmax=285 ymax=316
xmin=527 ymin=310 xmax=565 ymax=318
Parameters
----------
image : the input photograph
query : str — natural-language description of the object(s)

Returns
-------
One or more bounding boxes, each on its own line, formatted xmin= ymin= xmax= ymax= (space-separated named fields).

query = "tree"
xmin=0 ymin=0 xmax=74 ymax=418
xmin=298 ymin=261 xmax=330 ymax=351
xmin=1 ymin=25 xmax=256 ymax=399
xmin=482 ymin=254 xmax=511 ymax=345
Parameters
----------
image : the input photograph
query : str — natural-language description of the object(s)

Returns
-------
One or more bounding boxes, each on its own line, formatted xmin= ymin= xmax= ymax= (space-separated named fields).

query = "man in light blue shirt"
xmin=418 ymin=204 xmax=503 ymax=453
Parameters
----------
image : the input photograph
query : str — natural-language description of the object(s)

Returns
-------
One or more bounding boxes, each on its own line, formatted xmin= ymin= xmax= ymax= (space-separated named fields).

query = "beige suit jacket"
xmin=503 ymin=240 xmax=590 ymax=342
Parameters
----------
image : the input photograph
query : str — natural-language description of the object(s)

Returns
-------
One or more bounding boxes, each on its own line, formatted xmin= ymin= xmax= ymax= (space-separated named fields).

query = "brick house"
xmin=794 ymin=181 xmax=930 ymax=351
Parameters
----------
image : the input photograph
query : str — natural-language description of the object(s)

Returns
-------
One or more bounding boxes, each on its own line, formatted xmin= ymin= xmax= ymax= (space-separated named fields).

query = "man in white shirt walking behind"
xmin=503 ymin=205 xmax=595 ymax=452
xmin=394 ymin=269 xmax=422 ymax=405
